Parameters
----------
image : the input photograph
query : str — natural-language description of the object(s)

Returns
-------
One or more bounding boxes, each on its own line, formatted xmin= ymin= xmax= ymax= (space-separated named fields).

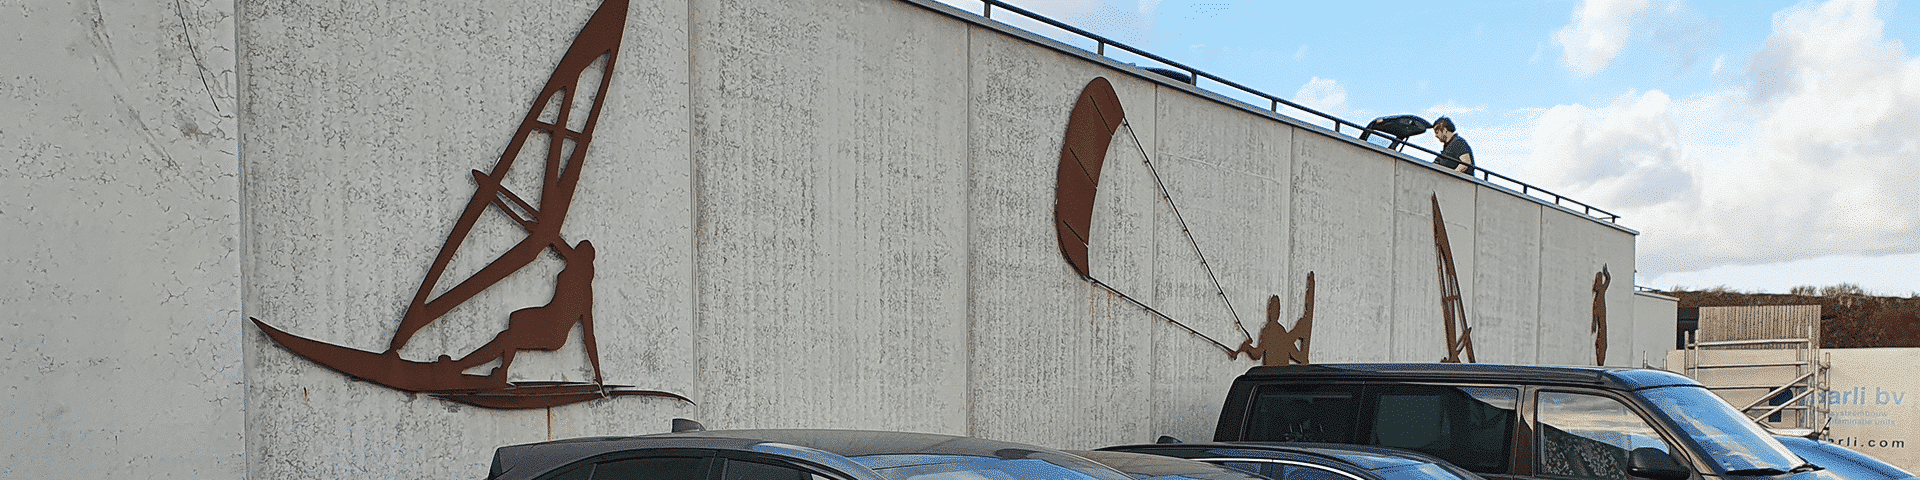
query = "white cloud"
xmin=1514 ymin=0 xmax=1920 ymax=291
xmin=1293 ymin=77 xmax=1348 ymax=113
xmin=1555 ymin=0 xmax=1652 ymax=76
xmin=1426 ymin=101 xmax=1487 ymax=118
xmin=1294 ymin=44 xmax=1309 ymax=61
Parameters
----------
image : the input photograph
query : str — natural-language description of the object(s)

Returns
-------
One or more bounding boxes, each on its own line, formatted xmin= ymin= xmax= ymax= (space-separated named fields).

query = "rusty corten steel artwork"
xmin=1055 ymin=77 xmax=1124 ymax=279
xmin=250 ymin=0 xmax=688 ymax=409
xmin=1432 ymin=195 xmax=1476 ymax=363
xmin=1232 ymin=272 xmax=1314 ymax=366
xmin=1592 ymin=265 xmax=1610 ymax=366
xmin=1051 ymin=77 xmax=1259 ymax=355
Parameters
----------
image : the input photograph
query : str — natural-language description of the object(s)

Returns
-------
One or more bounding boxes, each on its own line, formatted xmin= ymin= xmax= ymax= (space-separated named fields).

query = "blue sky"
xmin=938 ymin=0 xmax=1920 ymax=295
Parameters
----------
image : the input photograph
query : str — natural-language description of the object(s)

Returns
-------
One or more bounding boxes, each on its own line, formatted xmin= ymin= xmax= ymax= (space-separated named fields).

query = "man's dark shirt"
xmin=1437 ymin=135 xmax=1474 ymax=174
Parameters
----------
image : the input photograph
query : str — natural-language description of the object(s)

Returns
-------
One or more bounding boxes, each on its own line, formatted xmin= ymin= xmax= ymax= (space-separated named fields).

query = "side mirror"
xmin=1628 ymin=447 xmax=1691 ymax=480
xmin=671 ymin=418 xmax=705 ymax=433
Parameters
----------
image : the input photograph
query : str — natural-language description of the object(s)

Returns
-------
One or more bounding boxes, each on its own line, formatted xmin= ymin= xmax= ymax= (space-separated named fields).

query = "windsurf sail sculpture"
xmin=252 ymin=0 xmax=688 ymax=409
xmin=1432 ymin=194 xmax=1476 ymax=363
xmin=1054 ymin=77 xmax=1254 ymax=353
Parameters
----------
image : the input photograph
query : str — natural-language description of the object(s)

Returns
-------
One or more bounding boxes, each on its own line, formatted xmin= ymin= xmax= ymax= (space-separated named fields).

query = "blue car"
xmin=1774 ymin=436 xmax=1916 ymax=480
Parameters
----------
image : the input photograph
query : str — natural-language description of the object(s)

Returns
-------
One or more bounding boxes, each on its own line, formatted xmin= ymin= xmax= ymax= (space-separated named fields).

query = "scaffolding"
xmin=1683 ymin=326 xmax=1829 ymax=438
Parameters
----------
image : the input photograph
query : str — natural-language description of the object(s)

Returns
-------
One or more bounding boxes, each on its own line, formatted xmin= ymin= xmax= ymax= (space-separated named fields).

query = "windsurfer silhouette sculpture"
xmin=251 ymin=0 xmax=687 ymax=409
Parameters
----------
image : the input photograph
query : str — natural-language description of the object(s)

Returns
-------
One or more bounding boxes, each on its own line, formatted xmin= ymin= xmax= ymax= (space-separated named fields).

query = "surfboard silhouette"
xmin=251 ymin=0 xmax=688 ymax=409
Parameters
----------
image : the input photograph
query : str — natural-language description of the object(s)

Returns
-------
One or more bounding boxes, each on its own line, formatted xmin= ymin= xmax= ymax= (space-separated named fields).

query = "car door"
xmin=1529 ymin=389 xmax=1692 ymax=480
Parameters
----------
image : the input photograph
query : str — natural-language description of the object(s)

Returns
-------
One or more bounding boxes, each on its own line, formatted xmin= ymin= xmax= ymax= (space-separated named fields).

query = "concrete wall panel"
xmin=1289 ymin=131 xmax=1396 ymax=362
xmin=1 ymin=0 xmax=241 ymax=478
xmin=1472 ymin=191 xmax=1544 ymax=364
xmin=1633 ymin=291 xmax=1677 ymax=366
xmin=1089 ymin=123 xmax=1160 ymax=306
xmin=1392 ymin=163 xmax=1479 ymax=362
xmin=688 ymin=0 xmax=971 ymax=432
xmin=1539 ymin=206 xmax=1607 ymax=366
xmin=965 ymin=24 xmax=1162 ymax=449
xmin=1152 ymin=88 xmax=1292 ymax=348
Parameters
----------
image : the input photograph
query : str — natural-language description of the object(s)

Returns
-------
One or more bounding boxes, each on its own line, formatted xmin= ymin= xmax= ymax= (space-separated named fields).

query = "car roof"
xmin=1237 ymin=363 xmax=1699 ymax=390
xmin=1070 ymin=450 xmax=1272 ymax=480
xmin=1100 ymin=442 xmax=1483 ymax=479
xmin=491 ymin=429 xmax=1124 ymax=480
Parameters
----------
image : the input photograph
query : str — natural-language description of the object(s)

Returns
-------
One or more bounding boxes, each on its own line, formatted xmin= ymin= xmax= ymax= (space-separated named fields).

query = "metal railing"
xmin=963 ymin=0 xmax=1621 ymax=224
xmin=1683 ymin=328 xmax=1829 ymax=436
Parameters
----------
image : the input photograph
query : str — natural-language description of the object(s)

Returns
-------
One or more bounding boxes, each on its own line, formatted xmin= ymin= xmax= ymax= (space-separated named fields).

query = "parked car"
xmin=1214 ymin=363 xmax=1839 ymax=480
xmin=1097 ymin=442 xmax=1483 ymax=480
xmin=1775 ymin=436 xmax=1915 ymax=480
xmin=1071 ymin=449 xmax=1274 ymax=480
xmin=486 ymin=428 xmax=1136 ymax=480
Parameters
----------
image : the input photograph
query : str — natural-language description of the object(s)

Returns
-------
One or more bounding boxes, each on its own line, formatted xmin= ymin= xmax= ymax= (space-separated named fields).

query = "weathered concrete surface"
xmin=1152 ymin=89 xmax=1292 ymax=350
xmin=1472 ymin=191 xmax=1545 ymax=364
xmin=0 ymin=0 xmax=241 ymax=478
xmin=965 ymin=25 xmax=1162 ymax=449
xmin=688 ymin=0 xmax=971 ymax=433
xmin=1633 ymin=290 xmax=1677 ymax=366
xmin=1289 ymin=129 xmax=1397 ymax=362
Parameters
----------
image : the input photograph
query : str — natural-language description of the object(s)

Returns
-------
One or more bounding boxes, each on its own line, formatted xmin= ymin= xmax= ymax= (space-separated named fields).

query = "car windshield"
xmin=1639 ymin=386 xmax=1805 ymax=474
xmin=854 ymin=454 xmax=1136 ymax=480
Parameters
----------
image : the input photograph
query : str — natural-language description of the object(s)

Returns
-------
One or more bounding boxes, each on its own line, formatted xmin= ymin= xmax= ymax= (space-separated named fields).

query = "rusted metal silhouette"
xmin=1054 ymin=77 xmax=1124 ymax=279
xmin=1432 ymin=195 xmax=1476 ymax=363
xmin=251 ymin=0 xmax=689 ymax=409
xmin=1051 ymin=77 xmax=1255 ymax=354
xmin=444 ymin=241 xmax=602 ymax=383
xmin=1233 ymin=272 xmax=1315 ymax=365
xmin=1592 ymin=265 xmax=1610 ymax=366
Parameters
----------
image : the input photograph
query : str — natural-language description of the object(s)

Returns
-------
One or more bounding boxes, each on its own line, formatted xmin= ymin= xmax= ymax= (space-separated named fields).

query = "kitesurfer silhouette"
xmin=1233 ymin=273 xmax=1314 ymax=366
xmin=1592 ymin=265 xmax=1609 ymax=366
xmin=445 ymin=240 xmax=603 ymax=384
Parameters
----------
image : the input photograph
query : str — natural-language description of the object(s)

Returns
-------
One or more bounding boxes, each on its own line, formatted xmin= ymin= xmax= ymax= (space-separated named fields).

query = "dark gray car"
xmin=486 ymin=429 xmax=1137 ymax=480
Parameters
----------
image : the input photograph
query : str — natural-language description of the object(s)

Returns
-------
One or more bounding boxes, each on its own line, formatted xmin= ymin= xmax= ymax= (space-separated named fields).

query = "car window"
xmin=577 ymin=456 xmax=707 ymax=480
xmin=1247 ymin=385 xmax=1364 ymax=443
xmin=720 ymin=458 xmax=833 ymax=480
xmin=1536 ymin=391 xmax=1672 ymax=480
xmin=1367 ymin=386 xmax=1516 ymax=474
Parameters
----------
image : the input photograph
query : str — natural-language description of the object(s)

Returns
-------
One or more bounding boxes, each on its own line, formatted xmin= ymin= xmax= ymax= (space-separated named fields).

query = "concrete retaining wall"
xmin=4 ymin=0 xmax=1645 ymax=478
xmin=0 ymin=0 xmax=242 ymax=478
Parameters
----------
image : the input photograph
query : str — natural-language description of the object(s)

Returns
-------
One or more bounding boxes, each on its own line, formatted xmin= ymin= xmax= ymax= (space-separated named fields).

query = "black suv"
xmin=1214 ymin=364 xmax=1837 ymax=480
